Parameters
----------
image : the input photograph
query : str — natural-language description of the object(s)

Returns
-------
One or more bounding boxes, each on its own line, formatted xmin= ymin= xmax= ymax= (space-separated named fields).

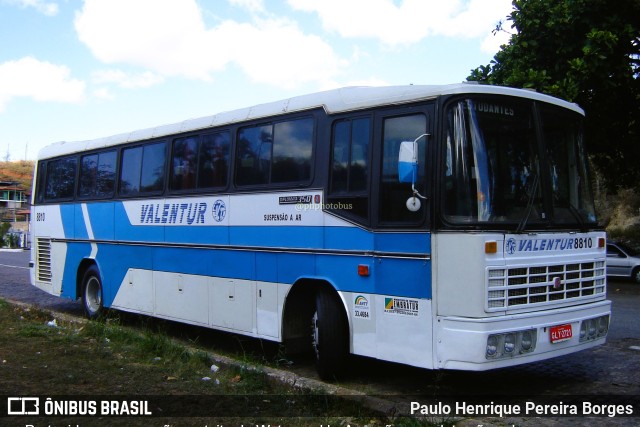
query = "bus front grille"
xmin=36 ymin=237 xmax=52 ymax=283
xmin=486 ymin=261 xmax=606 ymax=311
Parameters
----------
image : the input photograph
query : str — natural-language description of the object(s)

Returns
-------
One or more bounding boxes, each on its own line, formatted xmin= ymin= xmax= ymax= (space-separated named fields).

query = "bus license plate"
xmin=550 ymin=324 xmax=572 ymax=343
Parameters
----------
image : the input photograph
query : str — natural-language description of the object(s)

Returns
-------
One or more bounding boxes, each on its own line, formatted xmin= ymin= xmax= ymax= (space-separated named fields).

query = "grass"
xmin=0 ymin=299 xmax=446 ymax=427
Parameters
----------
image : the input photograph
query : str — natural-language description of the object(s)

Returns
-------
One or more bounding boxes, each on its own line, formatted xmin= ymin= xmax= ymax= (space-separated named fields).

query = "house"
xmin=0 ymin=181 xmax=30 ymax=224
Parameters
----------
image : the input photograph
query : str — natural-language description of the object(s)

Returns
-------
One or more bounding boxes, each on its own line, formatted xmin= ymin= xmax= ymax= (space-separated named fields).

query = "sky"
xmin=0 ymin=0 xmax=513 ymax=161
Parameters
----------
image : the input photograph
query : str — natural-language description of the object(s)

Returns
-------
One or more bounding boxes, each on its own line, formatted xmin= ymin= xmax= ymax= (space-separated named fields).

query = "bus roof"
xmin=38 ymin=83 xmax=584 ymax=160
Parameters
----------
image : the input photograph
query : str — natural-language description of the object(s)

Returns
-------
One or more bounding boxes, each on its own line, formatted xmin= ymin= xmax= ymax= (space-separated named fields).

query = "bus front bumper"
xmin=435 ymin=300 xmax=612 ymax=371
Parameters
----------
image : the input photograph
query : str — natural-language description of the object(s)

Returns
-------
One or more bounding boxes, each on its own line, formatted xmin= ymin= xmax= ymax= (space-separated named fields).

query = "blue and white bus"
xmin=30 ymin=84 xmax=611 ymax=379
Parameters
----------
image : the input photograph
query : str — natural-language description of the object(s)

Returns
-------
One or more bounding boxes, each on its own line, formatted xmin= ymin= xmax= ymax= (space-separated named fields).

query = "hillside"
xmin=0 ymin=160 xmax=35 ymax=192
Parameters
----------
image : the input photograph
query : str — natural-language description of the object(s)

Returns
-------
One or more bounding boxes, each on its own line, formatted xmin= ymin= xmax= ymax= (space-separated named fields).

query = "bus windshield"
xmin=443 ymin=97 xmax=597 ymax=228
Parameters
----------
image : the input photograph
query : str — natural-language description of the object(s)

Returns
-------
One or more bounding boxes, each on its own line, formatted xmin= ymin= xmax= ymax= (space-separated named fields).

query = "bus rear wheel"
xmin=311 ymin=288 xmax=349 ymax=380
xmin=82 ymin=265 xmax=104 ymax=320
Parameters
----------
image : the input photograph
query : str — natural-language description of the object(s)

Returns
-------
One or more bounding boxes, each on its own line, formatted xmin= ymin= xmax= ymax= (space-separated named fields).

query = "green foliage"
xmin=0 ymin=222 xmax=10 ymax=247
xmin=469 ymin=0 xmax=640 ymax=190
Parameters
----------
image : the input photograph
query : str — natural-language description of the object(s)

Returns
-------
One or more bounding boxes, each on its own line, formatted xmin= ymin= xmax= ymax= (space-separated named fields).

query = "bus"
xmin=30 ymin=83 xmax=611 ymax=380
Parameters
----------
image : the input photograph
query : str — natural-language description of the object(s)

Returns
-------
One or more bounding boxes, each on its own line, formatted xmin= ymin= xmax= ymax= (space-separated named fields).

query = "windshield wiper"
xmin=516 ymin=173 xmax=540 ymax=233
xmin=568 ymin=203 xmax=587 ymax=231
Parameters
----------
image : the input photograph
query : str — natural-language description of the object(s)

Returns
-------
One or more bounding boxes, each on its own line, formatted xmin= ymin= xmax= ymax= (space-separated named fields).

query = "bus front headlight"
xmin=486 ymin=329 xmax=537 ymax=359
xmin=503 ymin=333 xmax=516 ymax=354
xmin=486 ymin=335 xmax=498 ymax=357
xmin=520 ymin=330 xmax=533 ymax=351
xmin=579 ymin=315 xmax=609 ymax=342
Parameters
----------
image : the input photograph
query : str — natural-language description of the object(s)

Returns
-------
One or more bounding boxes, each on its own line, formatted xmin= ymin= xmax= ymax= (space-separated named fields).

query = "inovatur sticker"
xmin=384 ymin=297 xmax=419 ymax=317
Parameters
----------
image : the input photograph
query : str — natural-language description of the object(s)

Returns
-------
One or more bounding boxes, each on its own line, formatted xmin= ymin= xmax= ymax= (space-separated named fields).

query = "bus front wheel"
xmin=311 ymin=288 xmax=349 ymax=380
xmin=82 ymin=265 xmax=104 ymax=320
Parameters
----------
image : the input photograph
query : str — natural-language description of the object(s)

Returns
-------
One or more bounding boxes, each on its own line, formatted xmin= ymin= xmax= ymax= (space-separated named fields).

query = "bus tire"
xmin=82 ymin=265 xmax=104 ymax=320
xmin=311 ymin=288 xmax=349 ymax=380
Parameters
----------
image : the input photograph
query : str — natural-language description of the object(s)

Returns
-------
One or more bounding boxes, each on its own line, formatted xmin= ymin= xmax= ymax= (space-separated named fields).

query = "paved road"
xmin=0 ymin=249 xmax=84 ymax=316
xmin=1 ymin=249 xmax=639 ymax=426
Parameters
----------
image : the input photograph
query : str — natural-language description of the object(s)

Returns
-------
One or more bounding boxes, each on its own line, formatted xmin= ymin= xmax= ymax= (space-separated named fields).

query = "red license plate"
xmin=550 ymin=324 xmax=573 ymax=343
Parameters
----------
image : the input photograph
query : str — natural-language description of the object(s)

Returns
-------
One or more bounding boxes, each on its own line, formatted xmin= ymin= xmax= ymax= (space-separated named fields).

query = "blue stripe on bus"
xmin=60 ymin=202 xmax=432 ymax=306
xmin=231 ymin=226 xmax=324 ymax=248
xmin=60 ymin=241 xmax=92 ymax=299
xmin=112 ymin=202 xmax=165 ymax=243
xmin=81 ymin=202 xmax=432 ymax=253
xmin=374 ymin=232 xmax=430 ymax=253
xmin=64 ymin=241 xmax=432 ymax=308
xmin=74 ymin=205 xmax=89 ymax=240
xmin=60 ymin=204 xmax=76 ymax=239
xmin=87 ymin=203 xmax=115 ymax=240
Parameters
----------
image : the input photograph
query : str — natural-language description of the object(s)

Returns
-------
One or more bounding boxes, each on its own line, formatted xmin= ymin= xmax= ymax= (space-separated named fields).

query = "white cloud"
xmin=3 ymin=0 xmax=58 ymax=15
xmin=228 ymin=0 xmax=264 ymax=13
xmin=92 ymin=87 xmax=115 ymax=101
xmin=288 ymin=0 xmax=513 ymax=47
xmin=217 ymin=18 xmax=346 ymax=88
xmin=0 ymin=57 xmax=85 ymax=112
xmin=92 ymin=69 xmax=165 ymax=89
xmin=74 ymin=0 xmax=345 ymax=88
xmin=75 ymin=0 xmax=216 ymax=80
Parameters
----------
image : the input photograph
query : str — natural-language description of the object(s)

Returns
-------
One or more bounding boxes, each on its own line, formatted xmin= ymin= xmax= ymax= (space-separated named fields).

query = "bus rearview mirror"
xmin=398 ymin=140 xmax=417 ymax=184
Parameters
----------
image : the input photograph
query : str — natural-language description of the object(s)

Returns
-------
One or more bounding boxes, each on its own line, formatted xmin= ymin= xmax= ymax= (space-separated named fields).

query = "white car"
xmin=606 ymin=242 xmax=640 ymax=283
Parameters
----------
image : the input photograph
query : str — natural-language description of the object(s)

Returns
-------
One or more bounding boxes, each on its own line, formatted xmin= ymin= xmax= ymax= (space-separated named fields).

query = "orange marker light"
xmin=358 ymin=264 xmax=370 ymax=277
xmin=485 ymin=241 xmax=498 ymax=254
xmin=598 ymin=237 xmax=605 ymax=248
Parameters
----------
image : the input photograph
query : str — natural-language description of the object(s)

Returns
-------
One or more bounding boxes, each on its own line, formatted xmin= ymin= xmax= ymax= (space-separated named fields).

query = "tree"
xmin=468 ymin=0 xmax=640 ymax=190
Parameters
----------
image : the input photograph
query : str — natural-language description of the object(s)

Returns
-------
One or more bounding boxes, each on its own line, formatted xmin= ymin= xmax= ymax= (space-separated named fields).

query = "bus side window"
xmin=120 ymin=141 xmax=167 ymax=196
xmin=379 ymin=114 xmax=427 ymax=224
xmin=171 ymin=136 xmax=199 ymax=191
xmin=120 ymin=146 xmax=142 ymax=195
xmin=198 ymin=132 xmax=230 ymax=189
xmin=79 ymin=154 xmax=98 ymax=198
xmin=236 ymin=124 xmax=272 ymax=186
xmin=328 ymin=117 xmax=371 ymax=222
xmin=236 ymin=118 xmax=313 ymax=187
xmin=35 ymin=161 xmax=47 ymax=203
xmin=45 ymin=156 xmax=77 ymax=200
xmin=272 ymin=118 xmax=313 ymax=184
xmin=140 ymin=142 xmax=167 ymax=193
xmin=96 ymin=150 xmax=117 ymax=197
xmin=79 ymin=150 xmax=116 ymax=198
